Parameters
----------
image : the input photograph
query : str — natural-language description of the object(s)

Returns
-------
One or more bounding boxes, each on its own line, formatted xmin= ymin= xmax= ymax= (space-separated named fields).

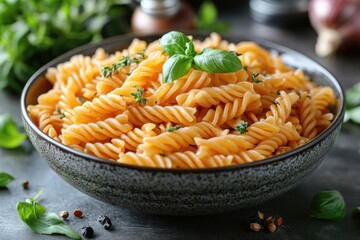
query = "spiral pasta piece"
xmin=254 ymin=122 xmax=300 ymax=157
xmin=71 ymin=94 xmax=128 ymax=124
xmin=176 ymin=81 xmax=255 ymax=108
xmin=266 ymin=91 xmax=299 ymax=124
xmin=298 ymin=93 xmax=318 ymax=139
xmin=85 ymin=138 xmax=125 ymax=160
xmin=195 ymin=117 xmax=279 ymax=158
xmin=62 ymin=113 xmax=132 ymax=145
xmin=202 ymin=92 xmax=261 ymax=125
xmin=138 ymin=122 xmax=223 ymax=156
xmin=149 ymin=70 xmax=212 ymax=104
xmin=110 ymin=51 xmax=166 ymax=96
xmin=121 ymin=123 xmax=158 ymax=151
xmin=232 ymin=150 xmax=266 ymax=164
xmin=126 ymin=105 xmax=196 ymax=126
xmin=310 ymin=86 xmax=335 ymax=111
xmin=167 ymin=151 xmax=206 ymax=168
xmin=118 ymin=152 xmax=173 ymax=168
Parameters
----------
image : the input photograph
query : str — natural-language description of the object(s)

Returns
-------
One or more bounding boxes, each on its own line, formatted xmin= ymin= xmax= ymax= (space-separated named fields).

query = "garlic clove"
xmin=315 ymin=28 xmax=343 ymax=57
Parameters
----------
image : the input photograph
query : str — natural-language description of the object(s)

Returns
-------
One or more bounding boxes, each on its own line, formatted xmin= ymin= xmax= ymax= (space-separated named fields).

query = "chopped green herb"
xmin=251 ymin=73 xmax=263 ymax=83
xmin=136 ymin=50 xmax=145 ymax=60
xmin=0 ymin=172 xmax=15 ymax=188
xmin=307 ymin=94 xmax=312 ymax=99
xmin=160 ymin=154 xmax=166 ymax=157
xmin=262 ymin=72 xmax=268 ymax=76
xmin=235 ymin=120 xmax=249 ymax=134
xmin=274 ymin=101 xmax=280 ymax=106
xmin=310 ymin=190 xmax=346 ymax=220
xmin=98 ymin=125 xmax=103 ymax=130
xmin=56 ymin=108 xmax=65 ymax=119
xmin=17 ymin=189 xmax=81 ymax=239
xmin=78 ymin=97 xmax=86 ymax=104
xmin=132 ymin=57 xmax=139 ymax=64
xmin=131 ymin=88 xmax=148 ymax=105
xmin=243 ymin=66 xmax=248 ymax=71
xmin=276 ymin=90 xmax=281 ymax=95
xmin=101 ymin=54 xmax=143 ymax=78
xmin=0 ymin=114 xmax=27 ymax=149
xmin=166 ymin=125 xmax=183 ymax=132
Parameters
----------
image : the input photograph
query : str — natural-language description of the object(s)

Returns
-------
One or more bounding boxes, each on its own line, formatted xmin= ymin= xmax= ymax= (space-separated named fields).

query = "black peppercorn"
xmin=98 ymin=215 xmax=112 ymax=230
xmin=81 ymin=226 xmax=94 ymax=238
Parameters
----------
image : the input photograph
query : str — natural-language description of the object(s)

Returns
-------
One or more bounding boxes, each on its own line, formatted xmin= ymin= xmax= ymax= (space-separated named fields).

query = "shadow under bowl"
xmin=21 ymin=33 xmax=345 ymax=215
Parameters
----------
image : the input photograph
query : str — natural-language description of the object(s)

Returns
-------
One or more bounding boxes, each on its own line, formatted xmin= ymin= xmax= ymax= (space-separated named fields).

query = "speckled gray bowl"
xmin=21 ymin=33 xmax=345 ymax=215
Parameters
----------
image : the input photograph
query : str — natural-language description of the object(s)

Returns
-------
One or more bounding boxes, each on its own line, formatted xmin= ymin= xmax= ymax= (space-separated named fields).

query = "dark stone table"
xmin=1 ymin=3 xmax=360 ymax=240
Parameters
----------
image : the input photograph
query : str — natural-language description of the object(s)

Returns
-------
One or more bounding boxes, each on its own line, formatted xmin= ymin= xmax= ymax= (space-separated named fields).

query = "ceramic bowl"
xmin=21 ymin=33 xmax=345 ymax=215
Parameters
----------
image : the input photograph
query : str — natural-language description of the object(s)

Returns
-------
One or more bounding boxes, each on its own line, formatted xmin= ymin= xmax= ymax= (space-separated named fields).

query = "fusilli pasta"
xmin=28 ymin=33 xmax=337 ymax=169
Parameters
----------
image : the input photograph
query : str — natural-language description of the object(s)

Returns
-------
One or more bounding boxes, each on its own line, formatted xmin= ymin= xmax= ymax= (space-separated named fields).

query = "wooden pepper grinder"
xmin=131 ymin=0 xmax=196 ymax=34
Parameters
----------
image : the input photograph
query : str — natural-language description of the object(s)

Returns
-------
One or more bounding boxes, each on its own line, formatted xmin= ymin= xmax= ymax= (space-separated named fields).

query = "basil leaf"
xmin=352 ymin=207 xmax=360 ymax=219
xmin=346 ymin=82 xmax=360 ymax=110
xmin=0 ymin=172 xmax=15 ymax=188
xmin=196 ymin=0 xmax=230 ymax=33
xmin=163 ymin=54 xmax=193 ymax=83
xmin=198 ymin=0 xmax=217 ymax=25
xmin=160 ymin=31 xmax=193 ymax=56
xmin=310 ymin=190 xmax=346 ymax=220
xmin=193 ymin=48 xmax=242 ymax=73
xmin=185 ymin=42 xmax=196 ymax=57
xmin=0 ymin=114 xmax=27 ymax=149
xmin=17 ymin=190 xmax=81 ymax=240
xmin=344 ymin=106 xmax=360 ymax=123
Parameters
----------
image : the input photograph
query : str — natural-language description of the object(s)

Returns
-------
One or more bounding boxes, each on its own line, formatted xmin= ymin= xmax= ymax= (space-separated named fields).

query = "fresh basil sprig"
xmin=0 ymin=114 xmax=27 ymax=149
xmin=160 ymin=31 xmax=242 ymax=83
xmin=310 ymin=190 xmax=346 ymax=220
xmin=17 ymin=190 xmax=81 ymax=240
xmin=0 ymin=172 xmax=15 ymax=188
xmin=344 ymin=82 xmax=360 ymax=123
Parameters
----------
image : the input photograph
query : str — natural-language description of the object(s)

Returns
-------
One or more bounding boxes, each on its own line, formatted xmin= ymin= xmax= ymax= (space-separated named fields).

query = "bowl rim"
xmin=20 ymin=32 xmax=346 ymax=173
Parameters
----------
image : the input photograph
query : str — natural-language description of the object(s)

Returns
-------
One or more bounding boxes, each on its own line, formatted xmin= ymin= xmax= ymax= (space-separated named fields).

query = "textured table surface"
xmin=1 ymin=3 xmax=360 ymax=240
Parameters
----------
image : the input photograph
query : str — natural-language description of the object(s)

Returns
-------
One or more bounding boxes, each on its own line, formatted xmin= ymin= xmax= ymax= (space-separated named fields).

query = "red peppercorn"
xmin=275 ymin=216 xmax=283 ymax=227
xmin=73 ymin=209 xmax=83 ymax=218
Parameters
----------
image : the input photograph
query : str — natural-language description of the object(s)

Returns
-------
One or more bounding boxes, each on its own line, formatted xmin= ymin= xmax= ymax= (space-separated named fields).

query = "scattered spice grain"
xmin=73 ymin=209 xmax=83 ymax=218
xmin=22 ymin=180 xmax=29 ymax=189
xmin=59 ymin=211 xmax=69 ymax=219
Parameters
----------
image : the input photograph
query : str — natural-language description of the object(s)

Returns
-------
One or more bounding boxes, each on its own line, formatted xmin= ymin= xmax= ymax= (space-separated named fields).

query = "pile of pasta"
xmin=28 ymin=33 xmax=337 ymax=169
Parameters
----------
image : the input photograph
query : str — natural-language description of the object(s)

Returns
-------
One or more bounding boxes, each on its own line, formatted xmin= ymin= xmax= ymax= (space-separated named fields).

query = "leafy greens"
xmin=0 ymin=0 xmax=131 ymax=93
xmin=0 ymin=172 xmax=15 ymax=188
xmin=196 ymin=0 xmax=230 ymax=33
xmin=0 ymin=114 xmax=27 ymax=149
xmin=310 ymin=190 xmax=346 ymax=220
xmin=17 ymin=189 xmax=81 ymax=240
xmin=345 ymin=82 xmax=360 ymax=123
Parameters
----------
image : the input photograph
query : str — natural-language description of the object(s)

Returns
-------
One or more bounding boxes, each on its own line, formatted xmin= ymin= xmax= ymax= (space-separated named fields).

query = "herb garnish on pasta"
xmin=160 ymin=31 xmax=242 ymax=83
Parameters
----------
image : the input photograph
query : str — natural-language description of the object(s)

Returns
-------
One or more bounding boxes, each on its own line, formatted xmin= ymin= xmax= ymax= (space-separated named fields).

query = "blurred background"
xmin=1 ymin=0 xmax=360 ymax=94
